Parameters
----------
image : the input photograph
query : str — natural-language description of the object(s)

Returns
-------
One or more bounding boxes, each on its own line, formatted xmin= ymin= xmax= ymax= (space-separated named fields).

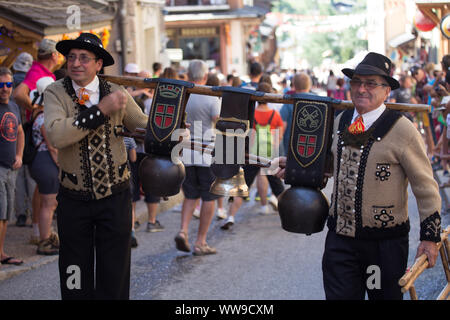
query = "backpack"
xmin=333 ymin=89 xmax=346 ymax=100
xmin=250 ymin=110 xmax=275 ymax=158
xmin=22 ymin=111 xmax=43 ymax=165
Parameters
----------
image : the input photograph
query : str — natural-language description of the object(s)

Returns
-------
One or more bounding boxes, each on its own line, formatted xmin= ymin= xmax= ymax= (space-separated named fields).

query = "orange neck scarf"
xmin=348 ymin=115 xmax=365 ymax=135
xmin=77 ymin=88 xmax=90 ymax=105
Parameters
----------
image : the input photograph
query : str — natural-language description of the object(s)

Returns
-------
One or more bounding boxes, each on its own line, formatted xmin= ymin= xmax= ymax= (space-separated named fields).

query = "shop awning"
xmin=388 ymin=33 xmax=416 ymax=48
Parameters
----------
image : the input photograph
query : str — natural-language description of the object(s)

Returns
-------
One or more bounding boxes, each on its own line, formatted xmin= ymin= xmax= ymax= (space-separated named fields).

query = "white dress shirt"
xmin=351 ymin=104 xmax=386 ymax=130
xmin=72 ymin=76 xmax=100 ymax=108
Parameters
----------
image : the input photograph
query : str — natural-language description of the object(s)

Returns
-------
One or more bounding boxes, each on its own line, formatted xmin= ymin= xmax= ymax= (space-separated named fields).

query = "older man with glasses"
xmin=43 ymin=33 xmax=149 ymax=300
xmin=324 ymin=52 xmax=441 ymax=300
xmin=275 ymin=52 xmax=441 ymax=300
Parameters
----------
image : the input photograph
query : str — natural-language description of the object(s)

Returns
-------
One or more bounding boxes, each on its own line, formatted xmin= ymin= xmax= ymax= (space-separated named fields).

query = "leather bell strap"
xmin=211 ymin=87 xmax=263 ymax=179
xmin=284 ymin=94 xmax=336 ymax=189
xmin=144 ymin=78 xmax=194 ymax=157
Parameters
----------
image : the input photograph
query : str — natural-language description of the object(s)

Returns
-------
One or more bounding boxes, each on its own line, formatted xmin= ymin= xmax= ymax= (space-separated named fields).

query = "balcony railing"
xmin=165 ymin=0 xmax=228 ymax=6
xmin=165 ymin=0 xmax=229 ymax=13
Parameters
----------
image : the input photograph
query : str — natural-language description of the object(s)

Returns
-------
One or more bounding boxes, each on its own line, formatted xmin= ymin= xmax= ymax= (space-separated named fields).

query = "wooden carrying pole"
xmin=99 ymin=75 xmax=431 ymax=113
xmin=399 ymin=226 xmax=450 ymax=298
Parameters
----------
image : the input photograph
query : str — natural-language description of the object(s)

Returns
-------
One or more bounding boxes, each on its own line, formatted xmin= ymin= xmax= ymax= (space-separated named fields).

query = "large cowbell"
xmin=139 ymin=78 xmax=194 ymax=197
xmin=210 ymin=86 xmax=263 ymax=195
xmin=278 ymin=94 xmax=336 ymax=235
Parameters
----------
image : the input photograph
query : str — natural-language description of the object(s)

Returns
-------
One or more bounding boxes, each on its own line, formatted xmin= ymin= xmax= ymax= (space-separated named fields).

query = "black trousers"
xmin=322 ymin=230 xmax=408 ymax=300
xmin=56 ymin=189 xmax=132 ymax=300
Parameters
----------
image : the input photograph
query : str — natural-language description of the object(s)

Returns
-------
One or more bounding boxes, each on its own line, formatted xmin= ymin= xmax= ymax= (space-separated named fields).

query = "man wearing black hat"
xmin=276 ymin=52 xmax=441 ymax=299
xmin=325 ymin=52 xmax=442 ymax=300
xmin=43 ymin=33 xmax=148 ymax=299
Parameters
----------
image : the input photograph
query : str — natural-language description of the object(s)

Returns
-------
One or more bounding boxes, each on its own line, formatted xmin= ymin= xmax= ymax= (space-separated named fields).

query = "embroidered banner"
xmin=285 ymin=95 xmax=335 ymax=189
xmin=145 ymin=78 xmax=194 ymax=157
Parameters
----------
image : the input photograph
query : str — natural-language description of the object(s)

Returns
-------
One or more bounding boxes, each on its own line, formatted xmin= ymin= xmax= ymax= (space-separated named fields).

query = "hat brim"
xmin=342 ymin=66 xmax=399 ymax=90
xmin=56 ymin=40 xmax=114 ymax=67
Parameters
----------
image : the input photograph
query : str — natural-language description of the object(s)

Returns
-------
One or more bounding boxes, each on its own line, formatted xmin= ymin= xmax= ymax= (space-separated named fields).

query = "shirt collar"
xmin=352 ymin=103 xmax=386 ymax=130
xmin=72 ymin=76 xmax=99 ymax=94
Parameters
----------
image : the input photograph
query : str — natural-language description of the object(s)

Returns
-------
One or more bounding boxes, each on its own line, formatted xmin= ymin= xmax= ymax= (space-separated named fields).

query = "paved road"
xmin=0 ymin=177 xmax=448 ymax=300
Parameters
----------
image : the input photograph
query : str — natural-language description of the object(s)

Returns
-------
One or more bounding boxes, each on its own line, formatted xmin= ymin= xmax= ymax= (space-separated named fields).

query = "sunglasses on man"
xmin=0 ymin=82 xmax=13 ymax=88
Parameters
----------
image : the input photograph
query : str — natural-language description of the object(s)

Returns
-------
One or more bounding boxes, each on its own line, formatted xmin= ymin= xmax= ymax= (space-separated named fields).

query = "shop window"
xmin=178 ymin=37 xmax=220 ymax=66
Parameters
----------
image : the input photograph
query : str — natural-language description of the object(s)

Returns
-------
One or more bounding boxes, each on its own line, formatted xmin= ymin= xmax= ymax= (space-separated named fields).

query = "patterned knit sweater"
xmin=327 ymin=108 xmax=441 ymax=242
xmin=44 ymin=76 xmax=148 ymax=201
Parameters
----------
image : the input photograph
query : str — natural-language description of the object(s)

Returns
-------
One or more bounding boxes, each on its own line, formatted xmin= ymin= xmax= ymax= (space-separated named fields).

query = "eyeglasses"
xmin=0 ymin=82 xmax=13 ymax=88
xmin=66 ymin=54 xmax=97 ymax=64
xmin=349 ymin=79 xmax=389 ymax=90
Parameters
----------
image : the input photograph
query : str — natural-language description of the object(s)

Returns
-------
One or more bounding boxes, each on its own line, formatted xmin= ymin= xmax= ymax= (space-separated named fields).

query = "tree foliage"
xmin=272 ymin=0 xmax=368 ymax=67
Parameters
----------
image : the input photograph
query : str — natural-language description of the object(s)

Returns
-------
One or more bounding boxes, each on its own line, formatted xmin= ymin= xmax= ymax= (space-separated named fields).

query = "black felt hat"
xmin=56 ymin=33 xmax=114 ymax=67
xmin=342 ymin=52 xmax=399 ymax=90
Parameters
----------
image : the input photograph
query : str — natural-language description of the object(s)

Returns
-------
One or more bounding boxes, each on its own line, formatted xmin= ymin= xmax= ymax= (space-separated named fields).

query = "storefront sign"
xmin=180 ymin=27 xmax=217 ymax=37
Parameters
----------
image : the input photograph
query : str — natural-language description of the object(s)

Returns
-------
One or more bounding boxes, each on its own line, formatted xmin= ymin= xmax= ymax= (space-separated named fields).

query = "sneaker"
xmin=259 ymin=204 xmax=270 ymax=215
xmin=134 ymin=221 xmax=141 ymax=230
xmin=146 ymin=220 xmax=165 ymax=232
xmin=193 ymin=244 xmax=217 ymax=256
xmin=16 ymin=214 xmax=27 ymax=227
xmin=255 ymin=195 xmax=261 ymax=201
xmin=131 ymin=234 xmax=138 ymax=248
xmin=216 ymin=208 xmax=227 ymax=220
xmin=37 ymin=238 xmax=59 ymax=256
xmin=243 ymin=196 xmax=250 ymax=202
xmin=221 ymin=216 xmax=235 ymax=230
xmin=192 ymin=208 xmax=201 ymax=219
xmin=29 ymin=236 xmax=40 ymax=246
xmin=268 ymin=194 xmax=278 ymax=211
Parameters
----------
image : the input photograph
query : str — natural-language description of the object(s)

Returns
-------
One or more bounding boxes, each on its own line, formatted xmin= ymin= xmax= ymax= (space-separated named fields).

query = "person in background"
xmin=241 ymin=62 xmax=263 ymax=90
xmin=280 ymin=72 xmax=313 ymax=156
xmin=389 ymin=75 xmax=417 ymax=123
xmin=175 ymin=60 xmax=221 ymax=256
xmin=13 ymin=39 xmax=58 ymax=229
xmin=221 ymin=82 xmax=285 ymax=230
xmin=231 ymin=76 xmax=242 ymax=87
xmin=326 ymin=70 xmax=337 ymax=97
xmin=161 ymin=67 xmax=178 ymax=80
xmin=153 ymin=62 xmax=162 ymax=78
xmin=192 ymin=73 xmax=227 ymax=221
xmin=226 ymin=74 xmax=234 ymax=86
xmin=28 ymin=76 xmax=60 ymax=255
xmin=130 ymin=69 xmax=164 ymax=234
xmin=11 ymin=52 xmax=35 ymax=232
xmin=124 ymin=136 xmax=138 ymax=247
xmin=12 ymin=52 xmax=33 ymax=89
xmin=134 ymin=70 xmax=153 ymax=114
xmin=332 ymin=78 xmax=350 ymax=101
xmin=412 ymin=66 xmax=435 ymax=157
xmin=0 ymin=67 xmax=25 ymax=266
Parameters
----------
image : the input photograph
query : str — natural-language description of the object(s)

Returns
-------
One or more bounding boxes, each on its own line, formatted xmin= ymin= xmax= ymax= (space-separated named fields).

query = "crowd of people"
xmin=0 ymin=33 xmax=448 ymax=299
